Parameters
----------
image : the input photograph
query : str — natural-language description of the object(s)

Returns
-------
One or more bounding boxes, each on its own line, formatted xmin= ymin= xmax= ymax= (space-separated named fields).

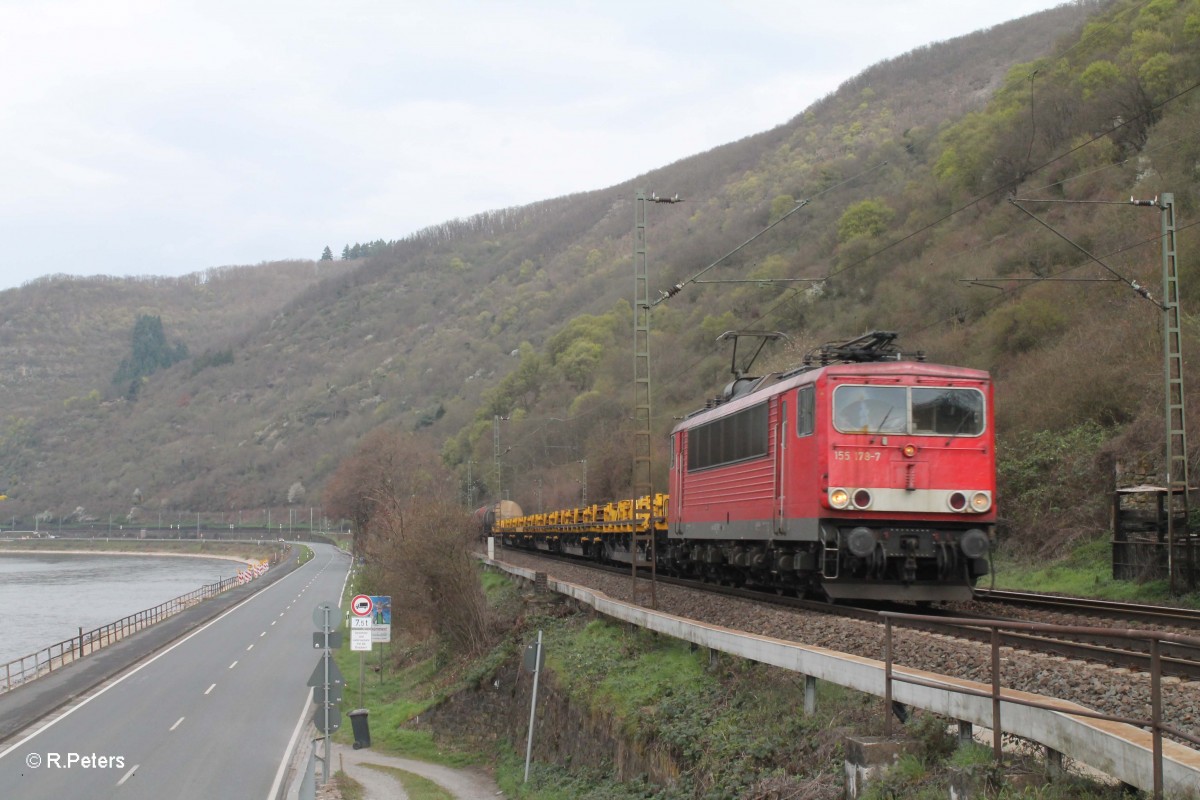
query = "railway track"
xmin=504 ymin=548 xmax=1200 ymax=681
xmin=971 ymin=587 xmax=1200 ymax=628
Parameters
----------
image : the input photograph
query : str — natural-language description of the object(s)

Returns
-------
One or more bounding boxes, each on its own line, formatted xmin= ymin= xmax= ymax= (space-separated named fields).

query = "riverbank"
xmin=0 ymin=547 xmax=307 ymax=743
xmin=0 ymin=538 xmax=277 ymax=564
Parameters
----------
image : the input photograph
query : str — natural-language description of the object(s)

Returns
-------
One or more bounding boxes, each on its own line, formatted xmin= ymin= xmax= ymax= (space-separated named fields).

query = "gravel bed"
xmin=493 ymin=549 xmax=1200 ymax=749
xmin=949 ymin=597 xmax=1200 ymax=639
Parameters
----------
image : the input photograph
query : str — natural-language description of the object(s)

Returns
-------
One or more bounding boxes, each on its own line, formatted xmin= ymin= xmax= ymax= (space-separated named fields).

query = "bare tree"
xmin=327 ymin=427 xmax=494 ymax=655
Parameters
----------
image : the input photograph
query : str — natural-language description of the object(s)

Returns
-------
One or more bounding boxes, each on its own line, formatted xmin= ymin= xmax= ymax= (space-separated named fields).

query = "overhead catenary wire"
xmin=649 ymin=160 xmax=890 ymax=306
xmin=1007 ymin=197 xmax=1160 ymax=307
xmin=634 ymin=1 xmax=1187 ymax=382
xmin=736 ymin=77 xmax=1200 ymax=345
xmin=925 ymin=217 xmax=1200 ymax=337
xmin=480 ymin=1 xmax=1193 ymax=475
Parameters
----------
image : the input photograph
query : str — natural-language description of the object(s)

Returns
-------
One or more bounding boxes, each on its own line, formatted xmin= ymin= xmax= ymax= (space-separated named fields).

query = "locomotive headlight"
xmin=902 ymin=443 xmax=918 ymax=458
xmin=846 ymin=526 xmax=876 ymax=557
xmin=852 ymin=489 xmax=873 ymax=510
xmin=829 ymin=488 xmax=850 ymax=509
xmin=947 ymin=491 xmax=968 ymax=512
xmin=970 ymin=491 xmax=992 ymax=513
xmin=960 ymin=528 xmax=990 ymax=559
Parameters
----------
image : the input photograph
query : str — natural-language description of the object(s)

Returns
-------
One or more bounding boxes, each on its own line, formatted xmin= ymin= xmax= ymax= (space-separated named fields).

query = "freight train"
xmin=489 ymin=332 xmax=995 ymax=603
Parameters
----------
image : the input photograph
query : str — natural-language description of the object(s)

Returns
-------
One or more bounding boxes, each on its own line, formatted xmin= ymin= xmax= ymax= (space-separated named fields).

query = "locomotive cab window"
xmin=833 ymin=384 xmax=985 ymax=436
xmin=833 ymin=385 xmax=906 ymax=433
xmin=911 ymin=387 xmax=984 ymax=436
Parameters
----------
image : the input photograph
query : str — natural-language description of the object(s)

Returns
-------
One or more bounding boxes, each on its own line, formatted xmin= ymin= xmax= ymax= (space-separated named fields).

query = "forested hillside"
xmin=4 ymin=0 xmax=1198 ymax=556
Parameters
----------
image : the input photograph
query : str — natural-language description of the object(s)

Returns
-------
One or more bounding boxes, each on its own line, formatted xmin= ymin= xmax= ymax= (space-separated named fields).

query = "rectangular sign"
xmin=312 ymin=631 xmax=342 ymax=649
xmin=350 ymin=615 xmax=373 ymax=651
xmin=370 ymin=595 xmax=392 ymax=643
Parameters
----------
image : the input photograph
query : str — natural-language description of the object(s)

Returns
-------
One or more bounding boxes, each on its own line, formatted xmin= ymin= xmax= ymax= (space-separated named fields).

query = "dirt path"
xmin=330 ymin=742 xmax=502 ymax=799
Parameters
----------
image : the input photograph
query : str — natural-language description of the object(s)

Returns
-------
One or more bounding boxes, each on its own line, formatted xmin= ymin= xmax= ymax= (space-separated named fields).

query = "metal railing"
xmin=881 ymin=612 xmax=1200 ymax=800
xmin=1 ymin=574 xmax=242 ymax=694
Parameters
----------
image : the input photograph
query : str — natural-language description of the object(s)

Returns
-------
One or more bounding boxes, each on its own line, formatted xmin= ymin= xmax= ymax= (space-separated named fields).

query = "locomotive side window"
xmin=833 ymin=386 xmax=907 ymax=433
xmin=687 ymin=402 xmax=768 ymax=470
xmin=796 ymin=386 xmax=814 ymax=437
xmin=911 ymin=387 xmax=984 ymax=436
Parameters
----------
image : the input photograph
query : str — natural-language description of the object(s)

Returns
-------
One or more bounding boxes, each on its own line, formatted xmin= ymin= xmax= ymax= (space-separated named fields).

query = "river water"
xmin=0 ymin=552 xmax=244 ymax=666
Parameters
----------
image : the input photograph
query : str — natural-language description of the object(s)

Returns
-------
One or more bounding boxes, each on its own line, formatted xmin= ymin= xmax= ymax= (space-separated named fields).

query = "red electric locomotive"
xmin=665 ymin=331 xmax=994 ymax=602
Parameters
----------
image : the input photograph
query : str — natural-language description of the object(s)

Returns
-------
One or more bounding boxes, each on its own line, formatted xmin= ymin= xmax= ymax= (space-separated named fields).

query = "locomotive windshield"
xmin=834 ymin=385 xmax=984 ymax=436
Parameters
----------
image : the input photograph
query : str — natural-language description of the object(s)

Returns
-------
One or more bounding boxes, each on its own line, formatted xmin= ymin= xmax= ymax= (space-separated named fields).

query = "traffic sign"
xmin=312 ymin=601 xmax=337 ymax=630
xmin=350 ymin=618 xmax=373 ymax=651
xmin=370 ymin=595 xmax=392 ymax=643
xmin=307 ymin=657 xmax=345 ymax=688
xmin=313 ymin=683 xmax=344 ymax=704
xmin=312 ymin=631 xmax=343 ymax=649
xmin=313 ymin=705 xmax=341 ymax=733
xmin=523 ymin=639 xmax=544 ymax=672
xmin=350 ymin=594 xmax=373 ymax=617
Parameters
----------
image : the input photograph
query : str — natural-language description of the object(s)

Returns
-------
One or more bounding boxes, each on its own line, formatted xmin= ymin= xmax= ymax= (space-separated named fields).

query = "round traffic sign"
xmin=351 ymin=594 xmax=373 ymax=617
xmin=312 ymin=601 xmax=337 ymax=630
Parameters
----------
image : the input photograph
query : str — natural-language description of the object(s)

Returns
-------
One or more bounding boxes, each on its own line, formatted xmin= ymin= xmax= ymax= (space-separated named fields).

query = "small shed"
xmin=1111 ymin=484 xmax=1197 ymax=586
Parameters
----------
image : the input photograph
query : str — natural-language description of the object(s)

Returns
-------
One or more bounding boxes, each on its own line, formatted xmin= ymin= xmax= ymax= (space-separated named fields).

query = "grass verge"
xmin=991 ymin=537 xmax=1200 ymax=608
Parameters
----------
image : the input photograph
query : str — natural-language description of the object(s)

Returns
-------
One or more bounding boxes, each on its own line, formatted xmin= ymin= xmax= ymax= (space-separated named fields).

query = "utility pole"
xmin=632 ymin=190 xmax=679 ymax=607
xmin=466 ymin=459 xmax=475 ymax=508
xmin=1011 ymin=193 xmax=1193 ymax=592
xmin=493 ymin=415 xmax=509 ymax=502
xmin=1154 ymin=193 xmax=1192 ymax=592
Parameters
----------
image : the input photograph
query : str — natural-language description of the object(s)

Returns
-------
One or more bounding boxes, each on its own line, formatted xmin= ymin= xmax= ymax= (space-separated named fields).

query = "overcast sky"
xmin=0 ymin=0 xmax=1072 ymax=292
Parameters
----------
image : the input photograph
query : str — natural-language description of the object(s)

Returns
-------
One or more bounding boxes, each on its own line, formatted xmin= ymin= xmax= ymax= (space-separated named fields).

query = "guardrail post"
xmin=991 ymin=627 xmax=1002 ymax=761
xmin=884 ymin=618 xmax=894 ymax=737
xmin=1046 ymin=747 xmax=1064 ymax=779
xmin=1151 ymin=638 xmax=1163 ymax=800
xmin=804 ymin=674 xmax=817 ymax=716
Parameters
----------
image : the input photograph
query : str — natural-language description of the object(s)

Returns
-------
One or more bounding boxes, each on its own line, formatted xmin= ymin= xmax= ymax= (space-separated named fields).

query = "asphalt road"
xmin=0 ymin=542 xmax=352 ymax=799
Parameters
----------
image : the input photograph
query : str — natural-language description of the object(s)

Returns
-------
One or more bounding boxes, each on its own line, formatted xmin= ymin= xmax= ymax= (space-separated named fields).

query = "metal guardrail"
xmin=881 ymin=612 xmax=1200 ymax=800
xmin=482 ymin=555 xmax=1200 ymax=799
xmin=1 ymin=574 xmax=242 ymax=694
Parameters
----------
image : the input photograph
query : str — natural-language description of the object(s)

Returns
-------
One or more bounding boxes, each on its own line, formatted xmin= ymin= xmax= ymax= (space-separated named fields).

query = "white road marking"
xmin=229 ymin=660 xmax=238 ymax=669
xmin=170 ymin=717 xmax=185 ymax=731
xmin=117 ymin=764 xmax=139 ymax=786
xmin=205 ymin=683 xmax=216 ymax=695
xmin=0 ymin=552 xmax=317 ymax=765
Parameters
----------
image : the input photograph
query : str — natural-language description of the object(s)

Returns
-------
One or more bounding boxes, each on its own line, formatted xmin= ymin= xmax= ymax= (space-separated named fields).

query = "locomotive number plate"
xmin=833 ymin=450 xmax=882 ymax=461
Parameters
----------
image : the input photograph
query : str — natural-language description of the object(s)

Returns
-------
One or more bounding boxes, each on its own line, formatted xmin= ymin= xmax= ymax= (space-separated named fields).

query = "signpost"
xmin=523 ymin=630 xmax=544 ymax=783
xmin=370 ymin=595 xmax=392 ymax=686
xmin=310 ymin=601 xmax=342 ymax=787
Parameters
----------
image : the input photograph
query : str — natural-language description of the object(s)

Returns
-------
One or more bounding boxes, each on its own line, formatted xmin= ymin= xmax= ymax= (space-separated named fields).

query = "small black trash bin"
xmin=349 ymin=708 xmax=371 ymax=749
